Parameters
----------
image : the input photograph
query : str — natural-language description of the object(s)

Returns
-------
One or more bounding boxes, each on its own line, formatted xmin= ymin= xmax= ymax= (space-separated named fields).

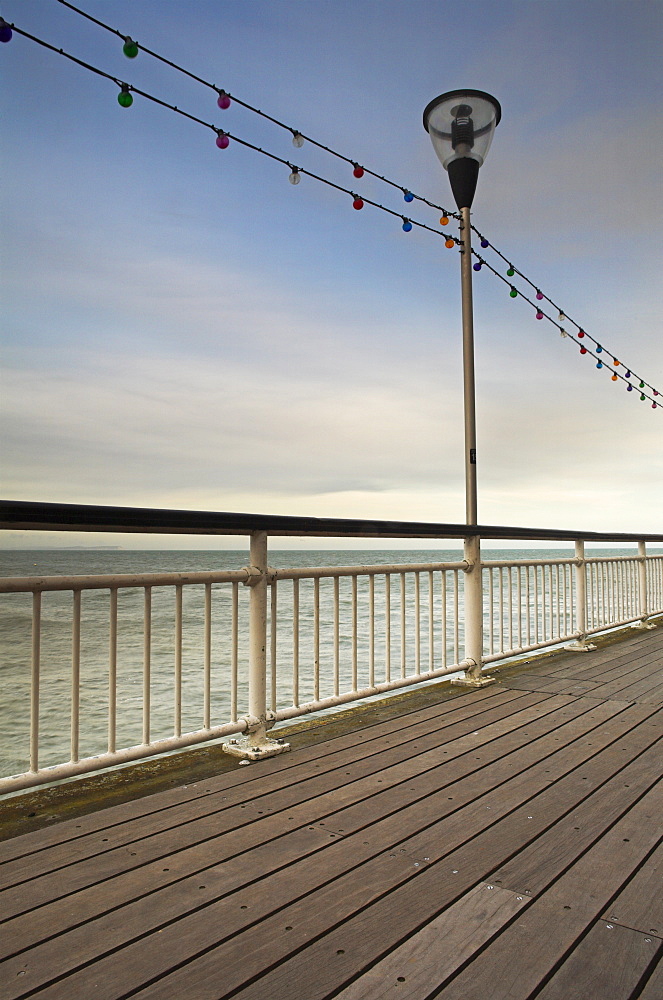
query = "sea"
xmin=0 ymin=547 xmax=653 ymax=782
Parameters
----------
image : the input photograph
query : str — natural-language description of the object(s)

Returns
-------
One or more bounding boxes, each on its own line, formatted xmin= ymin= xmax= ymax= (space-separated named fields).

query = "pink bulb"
xmin=217 ymin=93 xmax=231 ymax=110
xmin=536 ymin=311 xmax=543 ymax=320
xmin=216 ymin=134 xmax=229 ymax=149
xmin=536 ymin=291 xmax=543 ymax=300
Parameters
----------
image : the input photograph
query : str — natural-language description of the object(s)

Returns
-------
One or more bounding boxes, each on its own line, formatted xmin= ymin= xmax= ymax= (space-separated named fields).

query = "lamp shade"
xmin=423 ymin=89 xmax=501 ymax=209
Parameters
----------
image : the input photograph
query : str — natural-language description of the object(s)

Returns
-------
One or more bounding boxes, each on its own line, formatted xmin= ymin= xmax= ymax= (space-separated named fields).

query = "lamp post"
xmin=423 ymin=89 xmax=500 ymax=685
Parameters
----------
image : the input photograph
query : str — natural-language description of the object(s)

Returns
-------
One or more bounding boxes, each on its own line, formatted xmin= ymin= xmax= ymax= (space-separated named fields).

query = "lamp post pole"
xmin=459 ymin=203 xmax=478 ymax=526
xmin=423 ymin=89 xmax=501 ymax=686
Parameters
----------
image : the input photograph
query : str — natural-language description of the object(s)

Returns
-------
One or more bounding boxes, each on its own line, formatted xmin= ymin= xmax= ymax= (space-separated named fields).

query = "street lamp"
xmin=423 ymin=89 xmax=501 ymax=525
xmin=423 ymin=89 xmax=500 ymax=688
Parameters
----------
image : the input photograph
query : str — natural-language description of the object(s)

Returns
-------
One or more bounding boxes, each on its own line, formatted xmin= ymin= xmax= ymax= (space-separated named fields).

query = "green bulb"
xmin=123 ymin=38 xmax=139 ymax=58
xmin=118 ymin=89 xmax=133 ymax=107
xmin=510 ymin=288 xmax=517 ymax=298
xmin=507 ymin=267 xmax=515 ymax=277
xmin=641 ymin=394 xmax=646 ymax=400
xmin=639 ymin=381 xmax=645 ymax=388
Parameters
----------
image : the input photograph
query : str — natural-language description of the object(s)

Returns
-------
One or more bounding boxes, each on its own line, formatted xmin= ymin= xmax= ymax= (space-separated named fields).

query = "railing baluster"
xmin=143 ymin=587 xmax=151 ymax=746
xmin=414 ymin=572 xmax=421 ymax=676
xmin=71 ymin=590 xmax=81 ymax=763
xmin=400 ymin=572 xmax=406 ymax=679
xmin=352 ymin=575 xmax=358 ymax=690
xmin=109 ymin=588 xmax=117 ymax=753
xmin=508 ymin=566 xmax=514 ymax=651
xmin=384 ymin=574 xmax=391 ymax=682
xmin=30 ymin=591 xmax=41 ymax=774
xmin=441 ymin=571 xmax=447 ymax=668
xmin=488 ymin=567 xmax=494 ymax=654
xmin=368 ymin=574 xmax=375 ymax=688
xmin=269 ymin=580 xmax=276 ymax=713
xmin=232 ymin=581 xmax=239 ymax=721
xmin=428 ymin=571 xmax=434 ymax=673
xmin=499 ymin=567 xmax=505 ymax=652
xmin=204 ymin=583 xmax=212 ymax=730
xmin=174 ymin=584 xmax=182 ymax=738
xmin=333 ymin=576 xmax=340 ymax=696
xmin=292 ymin=578 xmax=299 ymax=706
xmin=453 ymin=570 xmax=459 ymax=666
xmin=314 ymin=577 xmax=321 ymax=700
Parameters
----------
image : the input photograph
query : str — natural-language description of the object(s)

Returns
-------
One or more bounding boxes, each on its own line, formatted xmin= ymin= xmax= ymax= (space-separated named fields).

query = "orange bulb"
xmin=612 ymin=374 xmax=618 ymax=381
xmin=440 ymin=216 xmax=449 ymax=226
xmin=445 ymin=239 xmax=455 ymax=249
xmin=613 ymin=358 xmax=619 ymax=366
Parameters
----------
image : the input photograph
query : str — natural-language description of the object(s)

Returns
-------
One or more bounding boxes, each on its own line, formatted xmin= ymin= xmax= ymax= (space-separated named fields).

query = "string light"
xmin=6 ymin=13 xmax=660 ymax=409
xmin=352 ymin=164 xmax=364 ymax=179
xmin=402 ymin=219 xmax=412 ymax=232
xmin=288 ymin=166 xmax=301 ymax=185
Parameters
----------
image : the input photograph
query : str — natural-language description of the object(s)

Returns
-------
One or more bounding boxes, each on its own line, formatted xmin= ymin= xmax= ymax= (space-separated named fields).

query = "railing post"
xmin=223 ymin=530 xmax=290 ymax=761
xmin=566 ymin=540 xmax=596 ymax=651
xmin=453 ymin=535 xmax=495 ymax=687
xmin=633 ymin=540 xmax=656 ymax=630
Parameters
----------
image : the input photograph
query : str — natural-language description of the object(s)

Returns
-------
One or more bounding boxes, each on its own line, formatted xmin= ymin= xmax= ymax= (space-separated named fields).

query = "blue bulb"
xmin=402 ymin=220 xmax=412 ymax=232
xmin=473 ymin=262 xmax=482 ymax=271
xmin=596 ymin=345 xmax=602 ymax=353
xmin=597 ymin=361 xmax=603 ymax=369
xmin=480 ymin=239 xmax=489 ymax=248
xmin=403 ymin=191 xmax=414 ymax=203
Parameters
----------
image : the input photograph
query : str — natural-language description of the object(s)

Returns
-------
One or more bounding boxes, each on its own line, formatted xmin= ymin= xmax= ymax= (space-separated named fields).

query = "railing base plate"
xmin=631 ymin=621 xmax=657 ymax=630
xmin=451 ymin=675 xmax=496 ymax=688
xmin=222 ymin=737 xmax=291 ymax=762
xmin=565 ymin=641 xmax=598 ymax=652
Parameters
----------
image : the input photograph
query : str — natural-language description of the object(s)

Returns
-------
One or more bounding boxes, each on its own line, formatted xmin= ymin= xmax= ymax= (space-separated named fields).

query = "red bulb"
xmin=578 ymin=330 xmax=585 ymax=338
xmin=353 ymin=165 xmax=364 ymax=179
xmin=353 ymin=198 xmax=364 ymax=210
xmin=580 ymin=346 xmax=587 ymax=354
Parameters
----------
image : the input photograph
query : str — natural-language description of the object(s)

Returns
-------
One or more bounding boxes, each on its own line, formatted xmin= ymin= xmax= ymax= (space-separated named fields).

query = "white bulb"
xmin=289 ymin=170 xmax=301 ymax=185
xmin=558 ymin=312 xmax=566 ymax=323
xmin=292 ymin=132 xmax=304 ymax=148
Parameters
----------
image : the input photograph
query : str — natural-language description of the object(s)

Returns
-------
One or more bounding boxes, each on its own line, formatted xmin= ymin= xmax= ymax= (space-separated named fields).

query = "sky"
xmin=1 ymin=0 xmax=662 ymax=549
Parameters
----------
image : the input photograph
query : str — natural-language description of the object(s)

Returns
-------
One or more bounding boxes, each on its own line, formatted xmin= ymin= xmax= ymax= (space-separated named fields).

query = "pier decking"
xmin=1 ymin=625 xmax=661 ymax=999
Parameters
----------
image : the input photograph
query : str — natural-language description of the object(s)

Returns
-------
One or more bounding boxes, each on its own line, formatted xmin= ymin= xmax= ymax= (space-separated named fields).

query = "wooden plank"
xmin=0 ymin=695 xmax=588 ymax=953
xmin=416 ymin=781 xmax=663 ymax=1000
xmin=534 ymin=920 xmax=661 ymax=1000
xmin=0 ymin=687 xmax=527 ymax=874
xmin=501 ymin=676 xmax=602 ymax=696
xmin=601 ymin=840 xmax=663 ymax=936
xmin=637 ymin=956 xmax=663 ymax=1000
xmin=544 ymin=636 xmax=663 ymax=680
xmin=332 ymin=883 xmax=528 ymax=1000
xmin=56 ymin=708 xmax=660 ymax=1000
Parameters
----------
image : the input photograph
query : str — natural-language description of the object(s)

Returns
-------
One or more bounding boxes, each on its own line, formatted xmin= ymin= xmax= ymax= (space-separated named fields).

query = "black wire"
xmin=8 ymin=16 xmax=661 ymax=407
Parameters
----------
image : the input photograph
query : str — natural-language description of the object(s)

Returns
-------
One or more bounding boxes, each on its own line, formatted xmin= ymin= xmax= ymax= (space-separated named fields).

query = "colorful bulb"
xmin=653 ymin=403 xmax=658 ymax=409
xmin=640 ymin=381 xmax=645 ymax=388
xmin=580 ymin=347 xmax=587 ymax=354
xmin=510 ymin=287 xmax=517 ymax=298
xmin=641 ymin=394 xmax=646 ymax=400
xmin=625 ymin=370 xmax=631 ymax=377
xmin=536 ymin=311 xmax=543 ymax=320
xmin=536 ymin=291 xmax=543 ymax=300
xmin=612 ymin=374 xmax=618 ymax=381
xmin=288 ymin=168 xmax=300 ymax=185
xmin=117 ymin=86 xmax=133 ymax=108
xmin=216 ymin=133 xmax=229 ymax=148
xmin=353 ymin=197 xmax=364 ymax=210
xmin=627 ymin=384 xmax=633 ymax=391
xmin=445 ymin=238 xmax=455 ymax=249
xmin=597 ymin=361 xmax=603 ymax=369
xmin=353 ymin=165 xmax=364 ymax=179
xmin=596 ymin=345 xmax=602 ymax=353
xmin=578 ymin=330 xmax=585 ymax=338
xmin=473 ymin=262 xmax=482 ymax=271
xmin=123 ymin=37 xmax=139 ymax=58
xmin=0 ymin=19 xmax=14 ymax=42
xmin=217 ymin=92 xmax=231 ymax=110
xmin=440 ymin=216 xmax=449 ymax=226
xmin=480 ymin=239 xmax=489 ymax=248
xmin=613 ymin=358 xmax=619 ymax=366
xmin=404 ymin=191 xmax=414 ymax=202
xmin=292 ymin=132 xmax=304 ymax=148
xmin=655 ymin=390 xmax=659 ymax=396
xmin=507 ymin=267 xmax=515 ymax=277
xmin=402 ymin=220 xmax=412 ymax=232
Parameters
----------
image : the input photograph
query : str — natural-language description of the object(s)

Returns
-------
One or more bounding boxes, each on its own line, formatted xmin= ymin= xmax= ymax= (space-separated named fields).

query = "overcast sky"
xmin=1 ymin=0 xmax=662 ymax=549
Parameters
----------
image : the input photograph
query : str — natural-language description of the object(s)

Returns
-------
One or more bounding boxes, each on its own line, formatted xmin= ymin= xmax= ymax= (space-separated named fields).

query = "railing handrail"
xmin=2 ymin=500 xmax=662 ymax=543
xmin=0 ymin=569 xmax=252 ymax=594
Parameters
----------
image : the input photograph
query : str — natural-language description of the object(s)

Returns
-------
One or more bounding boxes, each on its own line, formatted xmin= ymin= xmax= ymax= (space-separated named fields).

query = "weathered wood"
xmin=601 ymin=840 xmax=663 ymax=936
xmin=534 ymin=920 xmax=660 ymax=1000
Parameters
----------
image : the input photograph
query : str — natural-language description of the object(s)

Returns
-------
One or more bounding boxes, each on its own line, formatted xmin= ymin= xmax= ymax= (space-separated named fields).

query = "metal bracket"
xmin=451 ymin=658 xmax=496 ymax=688
xmin=222 ymin=711 xmax=291 ymax=762
xmin=631 ymin=619 xmax=656 ymax=631
xmin=565 ymin=636 xmax=597 ymax=652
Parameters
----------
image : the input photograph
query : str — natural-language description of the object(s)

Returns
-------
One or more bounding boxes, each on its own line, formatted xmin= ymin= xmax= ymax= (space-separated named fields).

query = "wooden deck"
xmin=1 ymin=625 xmax=661 ymax=1000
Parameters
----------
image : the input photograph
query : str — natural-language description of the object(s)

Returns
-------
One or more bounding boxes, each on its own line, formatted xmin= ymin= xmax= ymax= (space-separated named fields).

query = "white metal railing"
xmin=1 ymin=506 xmax=662 ymax=791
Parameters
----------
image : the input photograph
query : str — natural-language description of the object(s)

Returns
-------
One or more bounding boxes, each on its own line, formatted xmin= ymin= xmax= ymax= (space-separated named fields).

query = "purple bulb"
xmin=216 ymin=134 xmax=229 ymax=149
xmin=473 ymin=262 xmax=481 ymax=271
xmin=217 ymin=93 xmax=231 ymax=110
xmin=536 ymin=311 xmax=543 ymax=320
xmin=536 ymin=291 xmax=543 ymax=300
xmin=0 ymin=22 xmax=12 ymax=43
xmin=480 ymin=239 xmax=489 ymax=248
